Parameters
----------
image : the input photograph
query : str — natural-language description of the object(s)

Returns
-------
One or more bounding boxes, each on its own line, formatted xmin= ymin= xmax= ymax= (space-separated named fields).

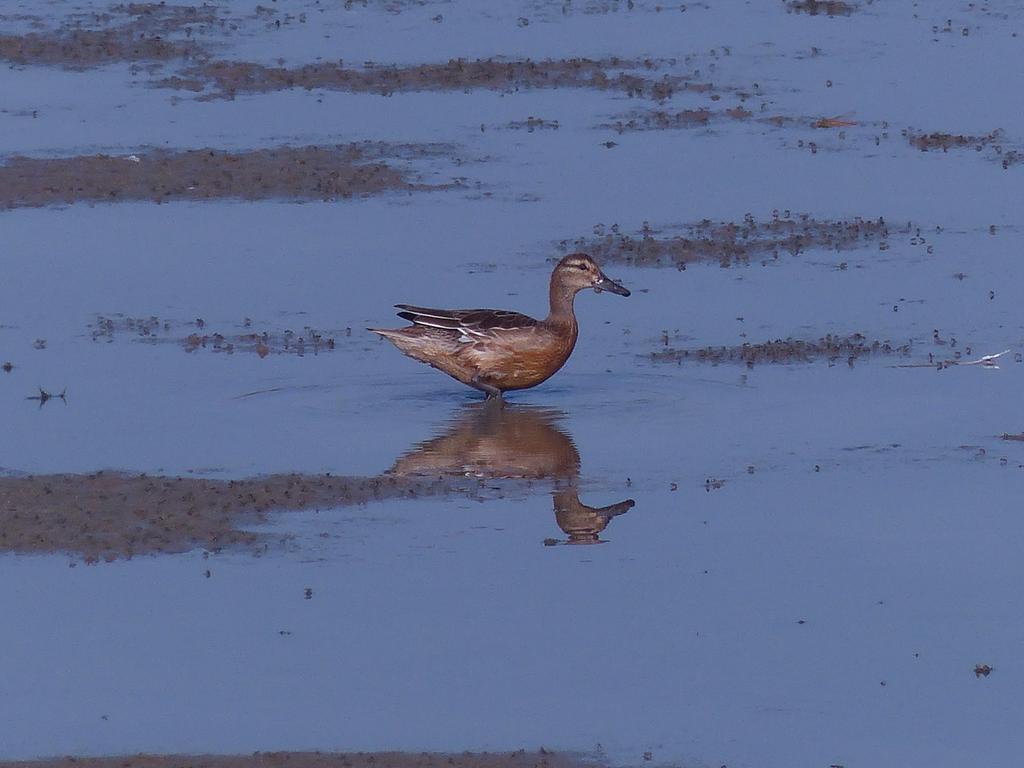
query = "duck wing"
xmin=395 ymin=305 xmax=539 ymax=337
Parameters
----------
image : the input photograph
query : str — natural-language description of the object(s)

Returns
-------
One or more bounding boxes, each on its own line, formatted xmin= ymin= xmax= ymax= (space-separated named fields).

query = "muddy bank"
xmin=91 ymin=315 xmax=351 ymax=357
xmin=0 ymin=753 xmax=591 ymax=768
xmin=0 ymin=144 xmax=441 ymax=209
xmin=650 ymin=333 xmax=912 ymax=366
xmin=0 ymin=28 xmax=199 ymax=67
xmin=563 ymin=215 xmax=893 ymax=268
xmin=1 ymin=5 xmax=729 ymax=106
xmin=0 ymin=471 xmax=495 ymax=561
xmin=159 ymin=57 xmax=716 ymax=100
xmin=0 ymin=3 xmax=218 ymax=68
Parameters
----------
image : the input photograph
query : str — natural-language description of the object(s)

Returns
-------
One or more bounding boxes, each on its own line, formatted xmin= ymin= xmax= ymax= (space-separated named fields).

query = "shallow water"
xmin=2 ymin=1 xmax=1024 ymax=766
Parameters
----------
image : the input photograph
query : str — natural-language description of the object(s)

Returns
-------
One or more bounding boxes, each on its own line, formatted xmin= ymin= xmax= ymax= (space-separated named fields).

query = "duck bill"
xmin=594 ymin=272 xmax=631 ymax=297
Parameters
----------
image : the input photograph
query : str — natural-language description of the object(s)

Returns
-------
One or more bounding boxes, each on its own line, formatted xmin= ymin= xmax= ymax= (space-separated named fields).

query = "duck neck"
xmin=546 ymin=275 xmax=578 ymax=328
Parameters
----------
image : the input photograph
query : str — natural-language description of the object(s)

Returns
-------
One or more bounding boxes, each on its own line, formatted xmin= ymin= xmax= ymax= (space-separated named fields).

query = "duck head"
xmin=554 ymin=253 xmax=631 ymax=297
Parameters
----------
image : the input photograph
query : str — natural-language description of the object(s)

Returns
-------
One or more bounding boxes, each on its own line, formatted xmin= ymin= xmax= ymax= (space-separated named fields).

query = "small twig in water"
xmin=891 ymin=349 xmax=1010 ymax=370
xmin=959 ymin=349 xmax=1010 ymax=367
xmin=232 ymin=383 xmax=338 ymax=400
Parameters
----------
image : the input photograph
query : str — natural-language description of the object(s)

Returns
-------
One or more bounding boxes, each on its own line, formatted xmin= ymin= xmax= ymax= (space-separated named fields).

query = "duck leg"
xmin=470 ymin=375 xmax=504 ymax=401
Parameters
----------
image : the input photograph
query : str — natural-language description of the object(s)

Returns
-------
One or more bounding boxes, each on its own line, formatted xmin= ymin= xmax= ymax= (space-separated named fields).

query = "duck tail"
xmin=369 ymin=327 xmax=417 ymax=351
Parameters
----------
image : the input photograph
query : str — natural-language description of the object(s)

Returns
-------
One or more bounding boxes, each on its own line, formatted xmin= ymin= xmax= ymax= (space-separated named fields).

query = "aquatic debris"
xmin=606 ymin=107 xmax=870 ymax=135
xmin=90 ymin=315 xmax=167 ymax=339
xmin=90 ymin=314 xmax=344 ymax=357
xmin=1 ymin=362 xmax=12 ymax=373
xmin=813 ymin=115 xmax=858 ymax=128
xmin=786 ymin=0 xmax=856 ymax=16
xmin=503 ymin=116 xmax=561 ymax=132
xmin=906 ymin=129 xmax=1001 ymax=152
xmin=651 ymin=334 xmax=911 ymax=366
xmin=26 ymin=386 xmax=66 ymax=407
xmin=606 ymin=108 xmax=713 ymax=132
xmin=0 ymin=144 xmax=441 ymax=209
xmin=905 ymin=129 xmax=1023 ymax=169
xmin=974 ymin=664 xmax=993 ymax=678
xmin=726 ymin=106 xmax=754 ymax=120
xmin=1000 ymin=150 xmax=1023 ymax=169
xmin=565 ymin=215 xmax=894 ymax=268
xmin=109 ymin=2 xmax=219 ymax=30
xmin=183 ymin=329 xmax=338 ymax=357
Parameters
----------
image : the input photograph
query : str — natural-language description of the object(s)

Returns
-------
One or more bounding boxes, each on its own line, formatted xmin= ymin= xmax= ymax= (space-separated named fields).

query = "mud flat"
xmin=0 ymin=471 xmax=497 ymax=561
xmin=562 ymin=215 xmax=893 ymax=268
xmin=0 ymin=145 xmax=441 ymax=209
xmin=158 ymin=57 xmax=716 ymax=100
xmin=0 ymin=753 xmax=592 ymax=768
xmin=0 ymin=28 xmax=199 ymax=66
xmin=650 ymin=333 xmax=912 ymax=366
xmin=0 ymin=3 xmax=218 ymax=67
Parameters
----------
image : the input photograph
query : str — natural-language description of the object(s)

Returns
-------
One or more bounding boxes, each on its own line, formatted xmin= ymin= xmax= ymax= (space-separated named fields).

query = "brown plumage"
xmin=370 ymin=253 xmax=630 ymax=399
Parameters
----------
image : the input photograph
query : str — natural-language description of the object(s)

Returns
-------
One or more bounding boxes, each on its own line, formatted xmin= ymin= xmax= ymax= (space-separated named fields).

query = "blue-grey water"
xmin=2 ymin=1 xmax=1024 ymax=766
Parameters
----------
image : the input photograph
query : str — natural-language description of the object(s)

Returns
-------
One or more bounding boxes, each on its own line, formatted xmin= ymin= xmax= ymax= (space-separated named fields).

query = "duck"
xmin=370 ymin=253 xmax=630 ymax=399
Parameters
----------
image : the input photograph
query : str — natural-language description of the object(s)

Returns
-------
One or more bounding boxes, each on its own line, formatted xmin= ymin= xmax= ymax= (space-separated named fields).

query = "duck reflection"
xmin=389 ymin=402 xmax=635 ymax=544
xmin=550 ymin=488 xmax=635 ymax=545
